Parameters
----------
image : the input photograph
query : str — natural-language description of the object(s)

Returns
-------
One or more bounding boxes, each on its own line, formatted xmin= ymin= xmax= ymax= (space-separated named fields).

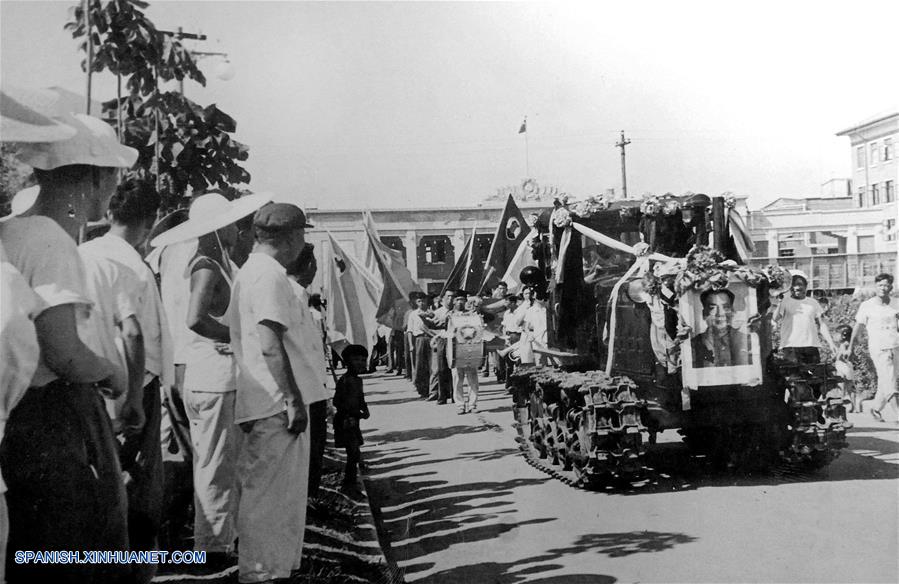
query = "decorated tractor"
xmin=507 ymin=193 xmax=851 ymax=488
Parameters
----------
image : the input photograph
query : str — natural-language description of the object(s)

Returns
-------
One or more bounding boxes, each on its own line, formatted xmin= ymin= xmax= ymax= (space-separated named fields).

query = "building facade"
xmin=746 ymin=112 xmax=898 ymax=289
xmin=303 ymin=181 xmax=556 ymax=295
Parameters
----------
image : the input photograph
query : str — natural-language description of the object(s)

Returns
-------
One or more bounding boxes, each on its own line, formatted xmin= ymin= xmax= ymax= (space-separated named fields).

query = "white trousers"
xmin=237 ymin=411 xmax=309 ymax=583
xmin=184 ymin=389 xmax=240 ymax=552
xmin=453 ymin=366 xmax=480 ymax=411
xmin=870 ymin=346 xmax=899 ymax=416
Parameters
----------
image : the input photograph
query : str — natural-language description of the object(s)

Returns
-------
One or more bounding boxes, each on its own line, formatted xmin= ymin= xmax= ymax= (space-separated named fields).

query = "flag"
xmin=461 ymin=224 xmax=478 ymax=291
xmin=440 ymin=234 xmax=472 ymax=295
xmin=360 ymin=211 xmax=422 ymax=327
xmin=501 ymin=236 xmax=538 ymax=292
xmin=325 ymin=232 xmax=381 ymax=348
xmin=518 ymin=117 xmax=527 ymax=134
xmin=478 ymin=194 xmax=531 ymax=293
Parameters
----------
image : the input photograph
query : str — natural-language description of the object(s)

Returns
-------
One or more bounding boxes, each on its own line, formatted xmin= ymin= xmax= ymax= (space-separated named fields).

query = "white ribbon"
xmin=569 ymin=221 xmax=678 ymax=375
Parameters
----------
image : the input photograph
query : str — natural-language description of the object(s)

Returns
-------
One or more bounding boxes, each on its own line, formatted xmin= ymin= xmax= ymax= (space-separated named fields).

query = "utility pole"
xmin=159 ymin=27 xmax=208 ymax=95
xmin=616 ymin=130 xmax=631 ymax=200
xmin=84 ymin=0 xmax=93 ymax=114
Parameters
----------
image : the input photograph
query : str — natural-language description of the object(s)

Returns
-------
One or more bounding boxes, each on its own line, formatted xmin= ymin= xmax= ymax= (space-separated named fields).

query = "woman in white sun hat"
xmin=151 ymin=191 xmax=271 ymax=566
xmin=1 ymin=88 xmax=138 ymax=582
xmin=0 ymin=87 xmax=77 ymax=584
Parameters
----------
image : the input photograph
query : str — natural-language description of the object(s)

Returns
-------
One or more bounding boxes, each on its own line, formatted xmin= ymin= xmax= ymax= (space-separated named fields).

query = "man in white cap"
xmin=773 ymin=270 xmax=835 ymax=365
xmin=149 ymin=190 xmax=270 ymax=566
xmin=227 ymin=202 xmax=314 ymax=583
xmin=0 ymin=89 xmax=75 ymax=584
xmin=0 ymin=108 xmax=136 ymax=582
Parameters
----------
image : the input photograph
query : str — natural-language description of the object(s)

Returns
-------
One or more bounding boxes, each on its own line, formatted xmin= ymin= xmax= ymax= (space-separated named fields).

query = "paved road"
xmin=360 ymin=372 xmax=899 ymax=584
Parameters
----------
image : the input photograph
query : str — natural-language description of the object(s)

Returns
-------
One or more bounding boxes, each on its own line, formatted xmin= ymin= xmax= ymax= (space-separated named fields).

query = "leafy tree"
xmin=0 ymin=144 xmax=36 ymax=217
xmin=66 ymin=0 xmax=249 ymax=210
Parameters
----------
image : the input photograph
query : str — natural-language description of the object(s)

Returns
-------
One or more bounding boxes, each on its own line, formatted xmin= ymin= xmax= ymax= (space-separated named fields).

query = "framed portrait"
xmin=679 ymin=277 xmax=762 ymax=389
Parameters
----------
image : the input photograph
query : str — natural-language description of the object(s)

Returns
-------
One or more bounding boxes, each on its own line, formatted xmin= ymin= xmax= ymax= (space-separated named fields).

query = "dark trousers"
xmin=120 ymin=377 xmax=164 ymax=584
xmin=307 ymin=400 xmax=327 ymax=499
xmin=429 ymin=337 xmax=452 ymax=401
xmin=413 ymin=335 xmax=431 ymax=395
xmin=388 ymin=330 xmax=405 ymax=374
xmin=160 ymin=365 xmax=193 ymax=552
xmin=783 ymin=346 xmax=821 ymax=365
xmin=404 ymin=333 xmax=414 ymax=380
xmin=1 ymin=381 xmax=129 ymax=583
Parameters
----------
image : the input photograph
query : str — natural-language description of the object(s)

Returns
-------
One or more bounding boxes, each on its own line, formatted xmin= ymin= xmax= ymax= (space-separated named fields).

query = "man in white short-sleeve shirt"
xmin=774 ymin=272 xmax=835 ymax=365
xmin=850 ymin=273 xmax=899 ymax=422
xmin=227 ymin=202 xmax=313 ymax=583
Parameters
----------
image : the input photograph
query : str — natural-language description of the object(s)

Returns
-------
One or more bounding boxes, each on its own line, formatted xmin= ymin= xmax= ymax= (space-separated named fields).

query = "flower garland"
xmin=671 ymin=246 xmax=786 ymax=294
xmin=569 ymin=194 xmax=611 ymax=217
xmin=639 ymin=193 xmax=680 ymax=217
xmin=551 ymin=206 xmax=572 ymax=228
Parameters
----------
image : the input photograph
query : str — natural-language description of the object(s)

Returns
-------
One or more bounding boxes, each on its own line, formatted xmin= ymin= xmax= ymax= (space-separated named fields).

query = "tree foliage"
xmin=66 ymin=0 xmax=250 ymax=209
xmin=0 ymin=144 xmax=36 ymax=217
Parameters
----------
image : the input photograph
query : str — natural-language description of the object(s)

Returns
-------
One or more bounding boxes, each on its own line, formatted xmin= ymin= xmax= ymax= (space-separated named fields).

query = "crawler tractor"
xmin=507 ymin=194 xmax=850 ymax=488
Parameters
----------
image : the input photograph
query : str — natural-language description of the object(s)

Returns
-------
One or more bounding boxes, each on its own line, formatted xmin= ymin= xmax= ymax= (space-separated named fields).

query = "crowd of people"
xmin=384 ymin=281 xmax=550 ymax=415
xmin=0 ymin=91 xmax=340 ymax=584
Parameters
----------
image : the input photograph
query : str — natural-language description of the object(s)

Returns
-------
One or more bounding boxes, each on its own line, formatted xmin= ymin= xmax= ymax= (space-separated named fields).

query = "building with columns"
xmin=303 ymin=181 xmax=558 ymax=295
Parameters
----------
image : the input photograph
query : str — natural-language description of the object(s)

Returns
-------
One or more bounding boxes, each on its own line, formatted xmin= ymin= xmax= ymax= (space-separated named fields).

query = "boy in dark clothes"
xmin=334 ymin=345 xmax=371 ymax=491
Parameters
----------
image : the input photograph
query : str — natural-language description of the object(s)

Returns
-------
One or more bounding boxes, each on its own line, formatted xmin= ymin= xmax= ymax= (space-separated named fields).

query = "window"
xmin=870 ymin=142 xmax=880 ymax=165
xmin=858 ymin=235 xmax=875 ymax=253
xmin=857 ymin=146 xmax=865 ymax=168
xmin=422 ymin=238 xmax=448 ymax=264
xmin=858 ymin=186 xmax=866 ymax=207
xmin=886 ymin=180 xmax=895 ymax=203
xmin=885 ymin=137 xmax=894 ymax=161
xmin=886 ymin=219 xmax=896 ymax=242
xmin=871 ymin=183 xmax=880 ymax=206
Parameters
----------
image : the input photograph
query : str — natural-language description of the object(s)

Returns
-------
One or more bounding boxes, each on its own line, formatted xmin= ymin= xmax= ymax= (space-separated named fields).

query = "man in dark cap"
xmin=227 ymin=202 xmax=316 ymax=583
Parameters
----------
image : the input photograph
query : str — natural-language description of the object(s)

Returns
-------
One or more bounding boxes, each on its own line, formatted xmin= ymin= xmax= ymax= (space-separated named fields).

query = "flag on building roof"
xmin=478 ymin=194 xmax=531 ymax=293
xmin=518 ymin=117 xmax=527 ymax=134
xmin=325 ymin=232 xmax=381 ymax=349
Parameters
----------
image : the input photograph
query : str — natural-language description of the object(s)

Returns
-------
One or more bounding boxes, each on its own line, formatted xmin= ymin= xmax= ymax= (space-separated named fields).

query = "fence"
xmin=747 ymin=252 xmax=896 ymax=291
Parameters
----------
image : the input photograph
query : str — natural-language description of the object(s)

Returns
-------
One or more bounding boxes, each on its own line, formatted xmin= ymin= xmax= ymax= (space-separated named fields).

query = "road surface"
xmin=360 ymin=372 xmax=899 ymax=584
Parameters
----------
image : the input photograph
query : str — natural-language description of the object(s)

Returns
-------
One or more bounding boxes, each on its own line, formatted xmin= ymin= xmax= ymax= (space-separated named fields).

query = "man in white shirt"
xmin=850 ymin=273 xmax=899 ymax=423
xmin=286 ymin=243 xmax=331 ymax=501
xmin=227 ymin=203 xmax=314 ymax=583
xmin=407 ymin=293 xmax=431 ymax=395
xmin=773 ymin=272 xmax=835 ymax=364
xmin=80 ymin=179 xmax=171 ymax=582
xmin=426 ymin=290 xmax=455 ymax=402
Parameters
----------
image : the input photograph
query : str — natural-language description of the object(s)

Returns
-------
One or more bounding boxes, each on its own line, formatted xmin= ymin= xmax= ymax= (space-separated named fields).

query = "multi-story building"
xmin=837 ymin=112 xmax=898 ymax=212
xmin=746 ymin=112 xmax=897 ymax=290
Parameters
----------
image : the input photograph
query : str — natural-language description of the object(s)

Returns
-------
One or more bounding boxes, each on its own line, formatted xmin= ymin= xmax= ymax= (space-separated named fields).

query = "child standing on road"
xmin=833 ymin=325 xmax=858 ymax=411
xmin=334 ymin=345 xmax=370 ymax=491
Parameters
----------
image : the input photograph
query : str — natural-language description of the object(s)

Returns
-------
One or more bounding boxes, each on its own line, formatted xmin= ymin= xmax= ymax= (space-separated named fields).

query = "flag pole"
xmin=525 ymin=131 xmax=529 ymax=178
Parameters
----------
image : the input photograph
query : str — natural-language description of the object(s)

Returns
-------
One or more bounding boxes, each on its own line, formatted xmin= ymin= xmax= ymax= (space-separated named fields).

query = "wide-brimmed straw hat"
xmin=149 ymin=192 xmax=273 ymax=248
xmin=1 ymin=90 xmax=76 ymax=143
xmin=15 ymin=113 xmax=138 ymax=170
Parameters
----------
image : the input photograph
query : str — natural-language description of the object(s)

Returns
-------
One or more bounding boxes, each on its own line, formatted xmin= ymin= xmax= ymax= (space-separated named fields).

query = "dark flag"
xmin=440 ymin=232 xmax=474 ymax=295
xmin=518 ymin=117 xmax=527 ymax=134
xmin=478 ymin=194 xmax=530 ymax=293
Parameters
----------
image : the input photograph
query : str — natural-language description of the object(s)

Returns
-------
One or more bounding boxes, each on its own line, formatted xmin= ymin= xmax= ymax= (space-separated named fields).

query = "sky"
xmin=2 ymin=0 xmax=898 ymax=211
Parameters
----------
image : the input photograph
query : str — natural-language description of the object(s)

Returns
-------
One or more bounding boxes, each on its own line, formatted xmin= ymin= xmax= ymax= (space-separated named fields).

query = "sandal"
xmin=871 ymin=409 xmax=884 ymax=422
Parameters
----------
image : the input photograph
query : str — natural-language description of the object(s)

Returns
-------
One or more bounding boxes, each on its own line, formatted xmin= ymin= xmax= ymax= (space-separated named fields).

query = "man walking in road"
xmin=850 ymin=273 xmax=899 ymax=423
